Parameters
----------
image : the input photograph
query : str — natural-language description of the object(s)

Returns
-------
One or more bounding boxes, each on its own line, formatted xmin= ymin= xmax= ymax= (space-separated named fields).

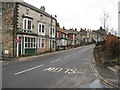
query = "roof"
xmin=17 ymin=2 xmax=56 ymax=20
xmin=64 ymin=29 xmax=77 ymax=34
xmin=56 ymin=27 xmax=67 ymax=34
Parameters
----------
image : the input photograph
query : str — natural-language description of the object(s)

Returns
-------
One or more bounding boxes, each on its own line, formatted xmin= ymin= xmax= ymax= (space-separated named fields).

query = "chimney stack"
xmin=40 ymin=6 xmax=45 ymax=12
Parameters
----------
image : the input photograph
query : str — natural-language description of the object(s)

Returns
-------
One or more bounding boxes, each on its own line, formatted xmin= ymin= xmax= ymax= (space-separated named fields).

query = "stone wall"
xmin=2 ymin=2 xmax=16 ymax=57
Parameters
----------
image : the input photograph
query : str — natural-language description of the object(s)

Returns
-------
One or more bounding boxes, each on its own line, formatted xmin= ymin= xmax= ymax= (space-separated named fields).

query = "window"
xmin=38 ymin=38 xmax=45 ymax=48
xmin=52 ymin=28 xmax=55 ymax=36
xmin=24 ymin=20 xmax=26 ymax=29
xmin=39 ymin=24 xmax=41 ymax=32
xmin=42 ymin=25 xmax=44 ymax=33
xmin=49 ymin=40 xmax=55 ymax=48
xmin=41 ymin=39 xmax=45 ymax=48
xmin=49 ymin=26 xmax=55 ymax=37
xmin=28 ymin=20 xmax=32 ymax=30
xmin=25 ymin=37 xmax=36 ymax=48
xmin=23 ymin=19 xmax=32 ymax=30
xmin=38 ymin=23 xmax=45 ymax=35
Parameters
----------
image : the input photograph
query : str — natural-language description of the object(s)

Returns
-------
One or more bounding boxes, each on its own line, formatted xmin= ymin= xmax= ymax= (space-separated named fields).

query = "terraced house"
xmin=2 ymin=2 xmax=57 ymax=58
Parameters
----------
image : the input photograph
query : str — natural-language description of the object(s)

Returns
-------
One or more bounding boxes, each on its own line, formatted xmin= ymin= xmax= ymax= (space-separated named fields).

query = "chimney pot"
xmin=40 ymin=6 xmax=45 ymax=12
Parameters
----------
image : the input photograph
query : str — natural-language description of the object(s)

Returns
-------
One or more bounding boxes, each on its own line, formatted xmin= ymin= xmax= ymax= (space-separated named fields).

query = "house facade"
xmin=2 ymin=2 xmax=57 ymax=58
xmin=64 ymin=29 xmax=77 ymax=47
xmin=0 ymin=2 xmax=2 ymax=59
xmin=79 ymin=28 xmax=105 ymax=44
xmin=56 ymin=27 xmax=67 ymax=50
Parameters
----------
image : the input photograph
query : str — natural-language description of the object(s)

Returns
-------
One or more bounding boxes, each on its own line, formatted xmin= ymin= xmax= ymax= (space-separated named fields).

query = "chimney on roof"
xmin=63 ymin=26 xmax=65 ymax=30
xmin=40 ymin=6 xmax=45 ymax=12
xmin=75 ymin=28 xmax=77 ymax=31
xmin=56 ymin=23 xmax=60 ymax=27
xmin=100 ymin=27 xmax=103 ymax=30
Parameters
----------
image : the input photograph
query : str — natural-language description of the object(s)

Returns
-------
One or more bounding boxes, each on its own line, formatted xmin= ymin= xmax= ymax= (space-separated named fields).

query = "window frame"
xmin=38 ymin=38 xmax=45 ymax=48
xmin=49 ymin=26 xmax=55 ymax=37
xmin=25 ymin=37 xmax=36 ymax=48
xmin=23 ymin=18 xmax=32 ymax=30
xmin=38 ymin=23 xmax=45 ymax=35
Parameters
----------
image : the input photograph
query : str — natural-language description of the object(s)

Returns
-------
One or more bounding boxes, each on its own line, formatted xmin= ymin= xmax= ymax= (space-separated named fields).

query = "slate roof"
xmin=17 ymin=2 xmax=56 ymax=20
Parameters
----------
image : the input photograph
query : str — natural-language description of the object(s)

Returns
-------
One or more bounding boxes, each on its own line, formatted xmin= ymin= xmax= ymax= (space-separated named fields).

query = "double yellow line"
xmin=90 ymin=64 xmax=120 ymax=88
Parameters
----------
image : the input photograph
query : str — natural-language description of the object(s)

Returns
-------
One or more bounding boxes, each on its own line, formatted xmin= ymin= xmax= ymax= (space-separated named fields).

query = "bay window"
xmin=25 ymin=37 xmax=36 ymax=48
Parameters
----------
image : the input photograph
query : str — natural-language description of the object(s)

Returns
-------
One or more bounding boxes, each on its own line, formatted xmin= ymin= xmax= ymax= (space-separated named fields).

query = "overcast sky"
xmin=24 ymin=0 xmax=119 ymax=33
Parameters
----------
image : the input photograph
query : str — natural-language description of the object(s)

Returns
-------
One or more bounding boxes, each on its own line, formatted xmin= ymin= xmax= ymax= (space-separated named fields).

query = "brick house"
xmin=56 ymin=27 xmax=67 ymax=50
xmin=64 ymin=29 xmax=77 ymax=47
xmin=2 ymin=2 xmax=57 ymax=58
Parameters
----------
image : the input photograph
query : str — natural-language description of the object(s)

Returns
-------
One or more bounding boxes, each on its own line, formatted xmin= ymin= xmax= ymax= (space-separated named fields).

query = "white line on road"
xmin=14 ymin=64 xmax=44 ymax=75
xmin=50 ymin=59 xmax=61 ymax=63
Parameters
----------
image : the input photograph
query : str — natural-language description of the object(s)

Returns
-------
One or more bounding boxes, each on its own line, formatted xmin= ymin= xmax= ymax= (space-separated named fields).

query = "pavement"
xmin=91 ymin=58 xmax=120 ymax=88
xmin=2 ymin=44 xmax=120 ymax=88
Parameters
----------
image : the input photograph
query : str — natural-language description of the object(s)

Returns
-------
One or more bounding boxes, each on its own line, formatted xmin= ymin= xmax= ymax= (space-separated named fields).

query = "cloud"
xmin=25 ymin=0 xmax=119 ymax=31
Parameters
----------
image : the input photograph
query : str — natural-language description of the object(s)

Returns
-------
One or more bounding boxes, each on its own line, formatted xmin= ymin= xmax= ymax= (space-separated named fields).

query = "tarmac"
xmin=1 ymin=46 xmax=120 ymax=88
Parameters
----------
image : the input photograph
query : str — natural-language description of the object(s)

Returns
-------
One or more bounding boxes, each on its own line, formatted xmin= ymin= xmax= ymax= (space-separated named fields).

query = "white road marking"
xmin=43 ymin=67 xmax=56 ymax=72
xmin=43 ymin=67 xmax=63 ymax=72
xmin=53 ymin=68 xmax=63 ymax=72
xmin=15 ymin=64 xmax=44 ymax=75
xmin=50 ymin=59 xmax=61 ymax=63
xmin=43 ymin=67 xmax=77 ymax=74
xmin=65 ymin=68 xmax=77 ymax=74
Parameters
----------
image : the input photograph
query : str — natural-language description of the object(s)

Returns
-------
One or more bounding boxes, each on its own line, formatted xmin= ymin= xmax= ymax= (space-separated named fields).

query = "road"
xmin=2 ymin=45 xmax=108 ymax=88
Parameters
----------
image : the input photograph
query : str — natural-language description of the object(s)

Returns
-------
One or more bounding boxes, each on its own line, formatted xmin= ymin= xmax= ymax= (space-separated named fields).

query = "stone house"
xmin=2 ymin=2 xmax=57 ymax=58
xmin=79 ymin=28 xmax=105 ymax=44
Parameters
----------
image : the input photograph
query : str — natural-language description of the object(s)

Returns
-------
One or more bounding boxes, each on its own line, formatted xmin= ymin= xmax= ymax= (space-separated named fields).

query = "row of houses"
xmin=56 ymin=27 xmax=106 ymax=50
xmin=0 ymin=2 xmax=106 ymax=58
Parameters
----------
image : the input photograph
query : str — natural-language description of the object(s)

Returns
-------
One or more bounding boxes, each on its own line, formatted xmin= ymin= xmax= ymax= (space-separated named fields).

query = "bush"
xmin=95 ymin=41 xmax=105 ymax=46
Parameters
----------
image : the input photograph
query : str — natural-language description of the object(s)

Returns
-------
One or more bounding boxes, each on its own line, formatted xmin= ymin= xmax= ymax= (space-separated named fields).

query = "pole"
xmin=50 ymin=15 xmax=52 ymax=53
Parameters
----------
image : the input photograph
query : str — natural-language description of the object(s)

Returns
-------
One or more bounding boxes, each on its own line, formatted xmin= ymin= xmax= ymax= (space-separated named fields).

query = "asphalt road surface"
xmin=2 ymin=45 xmax=108 ymax=88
